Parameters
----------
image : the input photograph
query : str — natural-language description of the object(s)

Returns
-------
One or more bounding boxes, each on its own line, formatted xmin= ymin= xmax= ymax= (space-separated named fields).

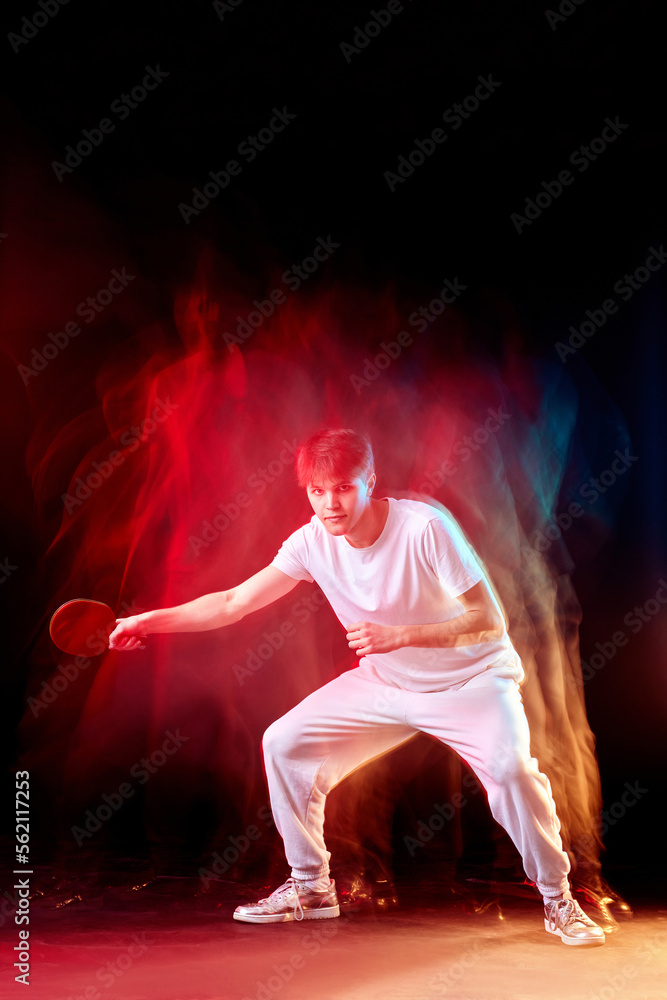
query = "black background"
xmin=1 ymin=0 xmax=666 ymax=896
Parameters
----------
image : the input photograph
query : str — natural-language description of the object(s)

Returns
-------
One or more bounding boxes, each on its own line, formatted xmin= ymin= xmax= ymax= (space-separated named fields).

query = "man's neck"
xmin=344 ymin=498 xmax=389 ymax=549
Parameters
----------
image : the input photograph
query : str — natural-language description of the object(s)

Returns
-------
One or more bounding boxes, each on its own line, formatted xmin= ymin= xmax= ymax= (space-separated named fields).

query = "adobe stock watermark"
xmin=241 ymin=915 xmax=353 ymax=1000
xmin=17 ymin=267 xmax=136 ymax=385
xmin=179 ymin=106 xmax=296 ymax=224
xmin=586 ymin=928 xmax=666 ymax=1000
xmin=571 ymin=578 xmax=667 ymax=690
xmin=0 ymin=887 xmax=26 ymax=930
xmin=545 ymin=0 xmax=587 ymax=32
xmin=404 ymin=772 xmax=482 ymax=857
xmin=511 ymin=116 xmax=629 ymax=234
xmin=350 ymin=277 xmax=468 ymax=395
xmin=384 ymin=74 xmax=501 ymax=192
xmin=189 ymin=439 xmax=298 ymax=555
xmin=555 ymin=244 xmax=667 ymax=362
xmin=65 ymin=933 xmax=155 ymax=1000
xmin=529 ymin=448 xmax=638 ymax=554
xmin=62 ymin=397 xmax=179 ymax=514
xmin=8 ymin=0 xmax=70 ymax=54
xmin=427 ymin=939 xmax=485 ymax=996
xmin=578 ymin=780 xmax=648 ymax=854
xmin=213 ymin=0 xmax=245 ymax=20
xmin=51 ymin=67 xmax=170 ymax=181
xmin=339 ymin=0 xmax=410 ymax=62
xmin=71 ymin=729 xmax=189 ymax=845
xmin=1 ymin=557 xmax=18 ymax=585
xmin=416 ymin=406 xmax=511 ymax=492
xmin=27 ymin=600 xmax=143 ymax=718
xmin=223 ymin=236 xmax=341 ymax=351
xmin=233 ymin=589 xmax=328 ymax=685
xmin=198 ymin=803 xmax=274 ymax=887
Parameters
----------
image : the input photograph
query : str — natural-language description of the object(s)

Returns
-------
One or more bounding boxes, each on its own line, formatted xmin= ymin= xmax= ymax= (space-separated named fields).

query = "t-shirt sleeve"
xmin=271 ymin=526 xmax=315 ymax=583
xmin=422 ymin=513 xmax=484 ymax=597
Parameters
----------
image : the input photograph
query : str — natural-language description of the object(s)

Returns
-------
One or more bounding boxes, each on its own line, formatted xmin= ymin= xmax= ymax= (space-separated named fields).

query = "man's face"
xmin=306 ymin=472 xmax=375 ymax=537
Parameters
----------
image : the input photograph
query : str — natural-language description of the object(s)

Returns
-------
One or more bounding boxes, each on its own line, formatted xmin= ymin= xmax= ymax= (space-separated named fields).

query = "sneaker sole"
xmin=544 ymin=919 xmax=606 ymax=946
xmin=233 ymin=904 xmax=340 ymax=924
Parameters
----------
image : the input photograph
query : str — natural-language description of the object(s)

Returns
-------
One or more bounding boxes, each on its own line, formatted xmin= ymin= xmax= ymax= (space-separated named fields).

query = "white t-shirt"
xmin=271 ymin=497 xmax=523 ymax=692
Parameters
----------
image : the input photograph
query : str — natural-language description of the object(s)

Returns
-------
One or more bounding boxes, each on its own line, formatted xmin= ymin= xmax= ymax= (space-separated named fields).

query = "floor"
xmin=2 ymin=870 xmax=665 ymax=1000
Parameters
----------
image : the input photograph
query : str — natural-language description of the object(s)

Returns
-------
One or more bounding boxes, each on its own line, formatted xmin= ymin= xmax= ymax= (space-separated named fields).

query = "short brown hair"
xmin=296 ymin=428 xmax=374 ymax=488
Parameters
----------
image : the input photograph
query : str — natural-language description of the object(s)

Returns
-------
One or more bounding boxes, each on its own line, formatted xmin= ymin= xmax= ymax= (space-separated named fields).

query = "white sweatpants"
xmin=262 ymin=660 xmax=571 ymax=899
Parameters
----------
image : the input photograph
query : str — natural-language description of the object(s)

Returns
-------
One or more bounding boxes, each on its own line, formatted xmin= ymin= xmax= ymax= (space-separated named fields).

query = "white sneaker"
xmin=544 ymin=898 xmax=606 ymax=946
xmin=233 ymin=877 xmax=340 ymax=924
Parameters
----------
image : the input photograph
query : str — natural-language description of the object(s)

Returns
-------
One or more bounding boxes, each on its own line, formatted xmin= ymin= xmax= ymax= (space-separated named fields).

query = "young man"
xmin=109 ymin=428 xmax=605 ymax=945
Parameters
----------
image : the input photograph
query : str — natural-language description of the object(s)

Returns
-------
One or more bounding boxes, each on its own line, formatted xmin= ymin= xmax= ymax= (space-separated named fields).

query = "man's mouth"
xmin=325 ymin=515 xmax=345 ymax=521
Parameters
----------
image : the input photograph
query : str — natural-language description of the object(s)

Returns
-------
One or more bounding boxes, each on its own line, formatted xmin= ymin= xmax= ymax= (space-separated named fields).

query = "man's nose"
xmin=325 ymin=493 xmax=340 ymax=508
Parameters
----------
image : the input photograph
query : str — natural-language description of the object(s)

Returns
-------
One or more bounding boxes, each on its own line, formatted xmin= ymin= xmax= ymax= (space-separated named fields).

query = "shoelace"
xmin=263 ymin=878 xmax=306 ymax=921
xmin=546 ymin=899 xmax=583 ymax=931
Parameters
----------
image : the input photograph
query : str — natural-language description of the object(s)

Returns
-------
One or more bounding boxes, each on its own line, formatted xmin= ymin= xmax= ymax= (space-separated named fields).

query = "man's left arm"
xmin=346 ymin=580 xmax=504 ymax=656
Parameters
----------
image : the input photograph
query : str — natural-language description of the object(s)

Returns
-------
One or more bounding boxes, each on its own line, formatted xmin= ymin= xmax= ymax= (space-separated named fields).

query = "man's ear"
xmin=367 ymin=471 xmax=376 ymax=495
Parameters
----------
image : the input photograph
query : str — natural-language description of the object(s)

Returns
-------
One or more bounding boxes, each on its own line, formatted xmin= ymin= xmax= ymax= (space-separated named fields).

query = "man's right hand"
xmin=106 ymin=567 xmax=299 ymax=650
xmin=108 ymin=616 xmax=147 ymax=651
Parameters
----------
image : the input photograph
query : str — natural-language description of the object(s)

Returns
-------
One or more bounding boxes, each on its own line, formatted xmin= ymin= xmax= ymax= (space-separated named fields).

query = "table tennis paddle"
xmin=49 ymin=599 xmax=119 ymax=656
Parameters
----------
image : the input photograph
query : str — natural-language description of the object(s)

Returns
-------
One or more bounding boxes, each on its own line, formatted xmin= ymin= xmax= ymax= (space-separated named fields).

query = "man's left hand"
xmin=346 ymin=621 xmax=403 ymax=656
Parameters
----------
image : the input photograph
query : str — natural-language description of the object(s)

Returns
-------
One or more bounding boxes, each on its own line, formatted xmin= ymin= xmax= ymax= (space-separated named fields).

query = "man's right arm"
xmin=108 ymin=565 xmax=300 ymax=650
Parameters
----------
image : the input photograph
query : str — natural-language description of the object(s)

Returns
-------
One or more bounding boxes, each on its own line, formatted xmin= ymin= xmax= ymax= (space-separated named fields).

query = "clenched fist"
xmin=345 ymin=621 xmax=404 ymax=657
